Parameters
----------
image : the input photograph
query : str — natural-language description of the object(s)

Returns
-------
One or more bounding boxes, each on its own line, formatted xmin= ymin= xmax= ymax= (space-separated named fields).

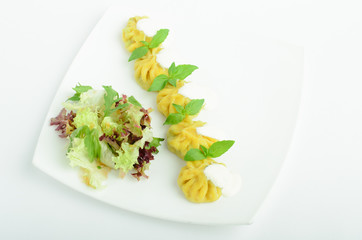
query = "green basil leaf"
xmin=171 ymin=64 xmax=198 ymax=80
xmin=128 ymin=46 xmax=149 ymax=62
xmin=149 ymin=29 xmax=169 ymax=48
xmin=172 ymin=103 xmax=184 ymax=114
xmin=168 ymin=62 xmax=176 ymax=76
xmin=184 ymin=149 xmax=206 ymax=161
xmin=168 ymin=78 xmax=177 ymax=87
xmin=185 ymin=99 xmax=204 ymax=115
xmin=140 ymin=41 xmax=149 ymax=47
xmin=128 ymin=96 xmax=142 ymax=108
xmin=200 ymin=145 xmax=208 ymax=156
xmin=207 ymin=140 xmax=235 ymax=158
xmin=163 ymin=113 xmax=185 ymax=125
xmin=148 ymin=74 xmax=169 ymax=91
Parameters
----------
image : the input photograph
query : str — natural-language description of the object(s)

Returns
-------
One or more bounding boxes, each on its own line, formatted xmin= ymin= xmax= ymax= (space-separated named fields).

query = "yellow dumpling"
xmin=122 ymin=16 xmax=152 ymax=52
xmin=167 ymin=117 xmax=217 ymax=159
xmin=156 ymin=82 xmax=190 ymax=117
xmin=178 ymin=158 xmax=222 ymax=203
xmin=134 ymin=47 xmax=168 ymax=90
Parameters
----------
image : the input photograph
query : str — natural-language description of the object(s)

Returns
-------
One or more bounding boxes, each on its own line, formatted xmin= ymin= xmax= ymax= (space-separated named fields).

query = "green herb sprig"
xmin=184 ymin=140 xmax=235 ymax=161
xmin=103 ymin=86 xmax=129 ymax=117
xmin=128 ymin=96 xmax=142 ymax=108
xmin=128 ymin=29 xmax=169 ymax=62
xmin=163 ymin=99 xmax=204 ymax=125
xmin=67 ymin=83 xmax=92 ymax=101
xmin=148 ymin=62 xmax=198 ymax=91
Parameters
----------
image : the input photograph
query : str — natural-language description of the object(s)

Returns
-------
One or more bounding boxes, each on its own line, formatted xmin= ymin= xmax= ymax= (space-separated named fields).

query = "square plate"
xmin=33 ymin=6 xmax=303 ymax=225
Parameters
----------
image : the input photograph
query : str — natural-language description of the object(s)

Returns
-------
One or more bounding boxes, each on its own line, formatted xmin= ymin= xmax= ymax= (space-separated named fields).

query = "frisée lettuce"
xmin=50 ymin=84 xmax=164 ymax=188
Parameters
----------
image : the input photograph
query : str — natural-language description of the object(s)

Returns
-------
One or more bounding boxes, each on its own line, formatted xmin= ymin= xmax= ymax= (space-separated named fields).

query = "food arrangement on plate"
xmin=51 ymin=16 xmax=241 ymax=203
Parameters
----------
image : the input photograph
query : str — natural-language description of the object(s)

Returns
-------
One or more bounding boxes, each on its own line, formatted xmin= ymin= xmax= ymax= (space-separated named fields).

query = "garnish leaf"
xmin=128 ymin=96 xmax=142 ymax=108
xmin=150 ymin=62 xmax=199 ymax=91
xmin=172 ymin=64 xmax=198 ymax=80
xmin=149 ymin=29 xmax=169 ymax=49
xmin=128 ymin=46 xmax=149 ymax=62
xmin=73 ymin=84 xmax=93 ymax=94
xmin=148 ymin=74 xmax=169 ymax=91
xmin=185 ymin=99 xmax=204 ymax=115
xmin=67 ymin=94 xmax=81 ymax=101
xmin=184 ymin=140 xmax=235 ymax=162
xmin=140 ymin=41 xmax=149 ymax=47
xmin=67 ymin=84 xmax=92 ymax=101
xmin=172 ymin=103 xmax=184 ymax=114
xmin=168 ymin=78 xmax=177 ymax=87
xmin=184 ymin=149 xmax=206 ymax=161
xmin=163 ymin=113 xmax=185 ymax=125
xmin=103 ymin=86 xmax=119 ymax=117
xmin=200 ymin=145 xmax=208 ymax=156
xmin=168 ymin=62 xmax=176 ymax=76
xmin=207 ymin=140 xmax=235 ymax=158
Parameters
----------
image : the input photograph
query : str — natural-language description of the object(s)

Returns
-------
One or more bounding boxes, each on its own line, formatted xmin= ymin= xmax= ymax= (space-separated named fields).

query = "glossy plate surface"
xmin=33 ymin=6 xmax=303 ymax=225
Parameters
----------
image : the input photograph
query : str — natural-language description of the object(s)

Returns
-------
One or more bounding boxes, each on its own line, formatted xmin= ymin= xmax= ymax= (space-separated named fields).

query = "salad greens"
xmin=50 ymin=84 xmax=164 ymax=188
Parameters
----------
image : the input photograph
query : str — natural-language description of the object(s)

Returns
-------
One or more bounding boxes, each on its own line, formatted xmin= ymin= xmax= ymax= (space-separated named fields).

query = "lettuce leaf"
xmin=73 ymin=108 xmax=99 ymax=130
xmin=67 ymin=138 xmax=109 ymax=188
xmin=63 ymin=89 xmax=105 ymax=112
xmin=112 ymin=142 xmax=139 ymax=173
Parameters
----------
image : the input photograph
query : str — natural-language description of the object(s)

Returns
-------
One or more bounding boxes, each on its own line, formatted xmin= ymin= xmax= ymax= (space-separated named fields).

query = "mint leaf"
xmin=163 ymin=113 xmax=185 ymax=125
xmin=172 ymin=103 xmax=184 ymax=114
xmin=128 ymin=96 xmax=142 ymax=108
xmin=171 ymin=64 xmax=198 ymax=80
xmin=67 ymin=84 xmax=92 ymax=101
xmin=149 ymin=29 xmax=169 ymax=49
xmin=103 ymin=86 xmax=119 ymax=117
xmin=185 ymin=99 xmax=204 ymax=115
xmin=168 ymin=62 xmax=176 ymax=76
xmin=207 ymin=140 xmax=235 ymax=158
xmin=184 ymin=149 xmax=206 ymax=161
xmin=84 ymin=128 xmax=101 ymax=162
xmin=128 ymin=46 xmax=149 ymax=61
xmin=200 ymin=145 xmax=208 ymax=156
xmin=148 ymin=74 xmax=169 ymax=91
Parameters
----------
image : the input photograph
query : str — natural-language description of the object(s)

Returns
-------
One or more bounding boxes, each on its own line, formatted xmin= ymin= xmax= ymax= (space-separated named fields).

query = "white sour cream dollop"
xmin=204 ymin=164 xmax=242 ymax=197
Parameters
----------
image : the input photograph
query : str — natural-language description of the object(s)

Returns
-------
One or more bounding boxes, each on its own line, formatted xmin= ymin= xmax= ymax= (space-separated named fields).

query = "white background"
xmin=1 ymin=0 xmax=361 ymax=239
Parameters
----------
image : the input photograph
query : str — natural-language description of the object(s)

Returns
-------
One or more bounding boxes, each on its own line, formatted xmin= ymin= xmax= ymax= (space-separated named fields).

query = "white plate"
xmin=32 ymin=6 xmax=303 ymax=225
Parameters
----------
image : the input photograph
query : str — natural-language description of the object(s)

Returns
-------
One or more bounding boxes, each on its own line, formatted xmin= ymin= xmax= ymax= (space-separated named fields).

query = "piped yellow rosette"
xmin=122 ymin=17 xmax=223 ymax=203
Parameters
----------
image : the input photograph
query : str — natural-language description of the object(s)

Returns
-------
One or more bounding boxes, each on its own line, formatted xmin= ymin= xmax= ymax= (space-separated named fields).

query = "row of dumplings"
xmin=122 ymin=17 xmax=223 ymax=203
